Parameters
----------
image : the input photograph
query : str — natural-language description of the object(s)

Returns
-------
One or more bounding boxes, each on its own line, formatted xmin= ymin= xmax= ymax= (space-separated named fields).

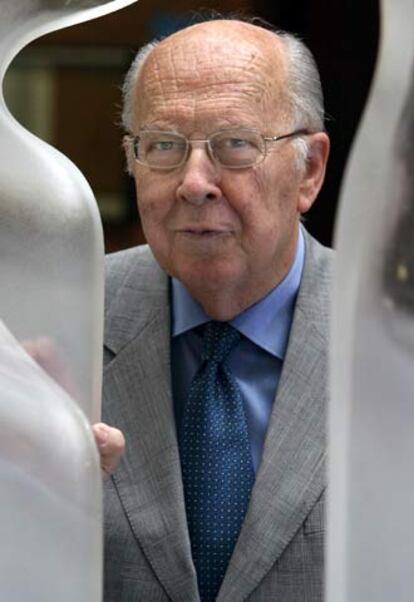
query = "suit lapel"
xmin=102 ymin=247 xmax=199 ymax=602
xmin=217 ymin=232 xmax=331 ymax=601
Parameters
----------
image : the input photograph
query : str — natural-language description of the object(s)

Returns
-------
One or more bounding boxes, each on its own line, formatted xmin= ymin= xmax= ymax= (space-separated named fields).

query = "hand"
xmin=21 ymin=336 xmax=78 ymax=398
xmin=21 ymin=338 xmax=125 ymax=477
xmin=92 ymin=422 xmax=125 ymax=478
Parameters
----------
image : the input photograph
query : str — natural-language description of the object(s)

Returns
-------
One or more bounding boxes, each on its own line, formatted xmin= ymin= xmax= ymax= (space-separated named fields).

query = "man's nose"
xmin=176 ymin=146 xmax=221 ymax=206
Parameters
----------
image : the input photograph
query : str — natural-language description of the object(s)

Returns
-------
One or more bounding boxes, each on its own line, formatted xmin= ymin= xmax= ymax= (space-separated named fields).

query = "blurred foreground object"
xmin=0 ymin=0 xmax=136 ymax=421
xmin=327 ymin=0 xmax=414 ymax=600
xmin=0 ymin=320 xmax=102 ymax=600
xmin=0 ymin=0 xmax=138 ymax=600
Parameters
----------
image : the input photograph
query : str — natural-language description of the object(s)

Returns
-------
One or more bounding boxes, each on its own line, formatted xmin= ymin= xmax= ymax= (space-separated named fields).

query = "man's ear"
xmin=122 ymin=135 xmax=135 ymax=176
xmin=297 ymin=132 xmax=330 ymax=214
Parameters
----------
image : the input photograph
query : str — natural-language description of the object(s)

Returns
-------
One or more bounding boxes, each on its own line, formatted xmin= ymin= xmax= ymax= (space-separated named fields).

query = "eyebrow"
xmin=139 ymin=123 xmax=181 ymax=133
xmin=137 ymin=123 xmax=263 ymax=135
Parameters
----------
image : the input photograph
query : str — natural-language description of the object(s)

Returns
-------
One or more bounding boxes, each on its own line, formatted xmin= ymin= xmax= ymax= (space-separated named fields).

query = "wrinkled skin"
xmin=128 ymin=20 xmax=330 ymax=320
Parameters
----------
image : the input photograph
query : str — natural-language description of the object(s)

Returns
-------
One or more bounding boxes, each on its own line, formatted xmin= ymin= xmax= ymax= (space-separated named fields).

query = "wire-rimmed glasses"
xmin=130 ymin=127 xmax=310 ymax=170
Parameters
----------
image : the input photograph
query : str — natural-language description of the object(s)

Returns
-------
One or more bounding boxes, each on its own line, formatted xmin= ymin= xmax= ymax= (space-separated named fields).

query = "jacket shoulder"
xmin=104 ymin=244 xmax=158 ymax=312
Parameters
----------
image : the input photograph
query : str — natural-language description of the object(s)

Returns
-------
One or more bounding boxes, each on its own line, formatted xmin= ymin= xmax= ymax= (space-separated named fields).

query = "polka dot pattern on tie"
xmin=179 ymin=321 xmax=255 ymax=602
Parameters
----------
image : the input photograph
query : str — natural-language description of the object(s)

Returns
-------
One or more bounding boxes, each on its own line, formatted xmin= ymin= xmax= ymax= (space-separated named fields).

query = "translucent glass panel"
xmin=0 ymin=0 xmax=138 ymax=599
xmin=0 ymin=320 xmax=102 ymax=601
xmin=327 ymin=0 xmax=414 ymax=600
xmin=0 ymin=0 xmax=137 ymax=421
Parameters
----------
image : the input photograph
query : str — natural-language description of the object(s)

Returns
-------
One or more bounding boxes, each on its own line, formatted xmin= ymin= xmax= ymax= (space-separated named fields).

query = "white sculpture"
xmin=0 ymin=1 xmax=137 ymax=600
xmin=0 ymin=0 xmax=140 ymax=421
xmin=327 ymin=0 xmax=414 ymax=600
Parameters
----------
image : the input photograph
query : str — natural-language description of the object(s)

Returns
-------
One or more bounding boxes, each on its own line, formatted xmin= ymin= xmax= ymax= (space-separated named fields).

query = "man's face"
xmin=129 ymin=22 xmax=328 ymax=318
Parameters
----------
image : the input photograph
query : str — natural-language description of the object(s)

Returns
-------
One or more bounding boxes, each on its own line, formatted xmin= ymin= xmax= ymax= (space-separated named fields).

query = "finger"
xmin=92 ymin=422 xmax=125 ymax=479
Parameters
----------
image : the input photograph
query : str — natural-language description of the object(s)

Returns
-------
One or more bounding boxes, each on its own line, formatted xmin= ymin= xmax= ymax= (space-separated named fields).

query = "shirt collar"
xmin=171 ymin=228 xmax=305 ymax=360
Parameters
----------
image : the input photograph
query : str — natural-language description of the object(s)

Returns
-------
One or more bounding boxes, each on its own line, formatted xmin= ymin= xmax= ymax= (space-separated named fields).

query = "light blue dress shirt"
xmin=171 ymin=229 xmax=305 ymax=474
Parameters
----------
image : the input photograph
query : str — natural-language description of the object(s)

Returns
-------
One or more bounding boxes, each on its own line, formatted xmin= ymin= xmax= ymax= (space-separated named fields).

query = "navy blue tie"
xmin=179 ymin=321 xmax=255 ymax=601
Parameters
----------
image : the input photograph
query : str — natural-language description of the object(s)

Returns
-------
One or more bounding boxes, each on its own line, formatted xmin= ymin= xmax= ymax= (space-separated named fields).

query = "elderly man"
xmin=102 ymin=17 xmax=331 ymax=602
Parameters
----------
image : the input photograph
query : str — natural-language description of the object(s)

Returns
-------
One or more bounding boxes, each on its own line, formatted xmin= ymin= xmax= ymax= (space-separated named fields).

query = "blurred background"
xmin=4 ymin=0 xmax=379 ymax=253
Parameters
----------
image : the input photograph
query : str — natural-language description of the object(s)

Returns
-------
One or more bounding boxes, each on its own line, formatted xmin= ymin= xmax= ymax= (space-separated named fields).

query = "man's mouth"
xmin=179 ymin=228 xmax=230 ymax=236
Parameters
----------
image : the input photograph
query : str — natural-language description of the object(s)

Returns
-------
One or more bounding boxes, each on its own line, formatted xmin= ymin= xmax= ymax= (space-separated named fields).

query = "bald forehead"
xmin=143 ymin=20 xmax=286 ymax=86
xmin=133 ymin=21 xmax=290 ymax=130
xmin=160 ymin=20 xmax=285 ymax=59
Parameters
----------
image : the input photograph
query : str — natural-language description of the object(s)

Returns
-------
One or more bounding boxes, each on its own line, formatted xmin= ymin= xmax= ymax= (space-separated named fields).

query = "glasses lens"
xmin=210 ymin=129 xmax=264 ymax=167
xmin=137 ymin=132 xmax=187 ymax=168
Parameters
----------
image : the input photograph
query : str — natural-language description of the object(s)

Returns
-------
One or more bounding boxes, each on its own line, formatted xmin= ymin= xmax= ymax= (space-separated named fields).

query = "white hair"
xmin=121 ymin=19 xmax=325 ymax=168
xmin=276 ymin=31 xmax=325 ymax=165
xmin=122 ymin=40 xmax=158 ymax=133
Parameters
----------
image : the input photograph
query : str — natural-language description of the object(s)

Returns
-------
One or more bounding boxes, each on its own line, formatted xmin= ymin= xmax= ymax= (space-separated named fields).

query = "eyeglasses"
xmin=131 ymin=127 xmax=309 ymax=170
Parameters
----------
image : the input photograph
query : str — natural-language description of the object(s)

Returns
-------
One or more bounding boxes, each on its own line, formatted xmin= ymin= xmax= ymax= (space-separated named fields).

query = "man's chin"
xmin=173 ymin=260 xmax=239 ymax=293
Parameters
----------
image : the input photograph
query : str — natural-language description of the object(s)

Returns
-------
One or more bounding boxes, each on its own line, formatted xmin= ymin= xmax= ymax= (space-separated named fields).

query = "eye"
xmin=149 ymin=140 xmax=177 ymax=152
xmin=222 ymin=137 xmax=252 ymax=149
xmin=212 ymin=132 xmax=261 ymax=153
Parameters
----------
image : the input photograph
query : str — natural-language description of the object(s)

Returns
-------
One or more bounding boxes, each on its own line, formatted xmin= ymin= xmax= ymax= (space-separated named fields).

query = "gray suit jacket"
xmin=102 ymin=230 xmax=332 ymax=601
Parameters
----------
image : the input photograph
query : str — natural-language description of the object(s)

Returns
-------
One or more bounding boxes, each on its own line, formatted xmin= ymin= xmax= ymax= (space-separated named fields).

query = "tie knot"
xmin=202 ymin=321 xmax=241 ymax=364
